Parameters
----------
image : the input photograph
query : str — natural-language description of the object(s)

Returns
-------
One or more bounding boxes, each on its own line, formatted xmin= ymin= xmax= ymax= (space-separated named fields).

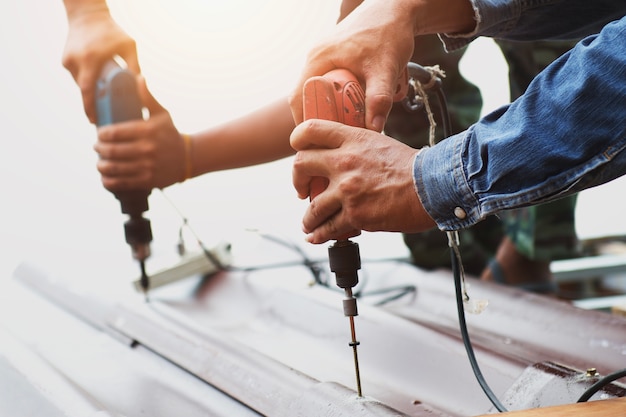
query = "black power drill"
xmin=95 ymin=60 xmax=152 ymax=299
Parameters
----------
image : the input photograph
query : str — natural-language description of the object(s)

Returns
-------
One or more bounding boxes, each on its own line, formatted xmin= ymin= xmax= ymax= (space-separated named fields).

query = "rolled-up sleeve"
xmin=415 ymin=16 xmax=626 ymax=232
xmin=414 ymin=133 xmax=484 ymax=231
xmin=440 ymin=0 xmax=625 ymax=51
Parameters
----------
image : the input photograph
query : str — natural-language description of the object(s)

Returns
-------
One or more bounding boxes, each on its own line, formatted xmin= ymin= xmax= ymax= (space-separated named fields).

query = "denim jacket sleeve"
xmin=415 ymin=15 xmax=626 ymax=232
xmin=440 ymin=0 xmax=626 ymax=51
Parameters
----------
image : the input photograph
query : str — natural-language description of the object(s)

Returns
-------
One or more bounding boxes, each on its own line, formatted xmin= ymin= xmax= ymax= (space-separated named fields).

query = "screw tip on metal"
xmin=347 ymin=317 xmax=363 ymax=397
xmin=352 ymin=345 xmax=362 ymax=397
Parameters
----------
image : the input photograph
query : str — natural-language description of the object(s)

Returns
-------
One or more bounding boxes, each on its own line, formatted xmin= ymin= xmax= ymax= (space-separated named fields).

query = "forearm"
xmin=442 ymin=0 xmax=625 ymax=50
xmin=190 ymin=98 xmax=296 ymax=176
xmin=342 ymin=0 xmax=477 ymax=38
xmin=416 ymin=17 xmax=626 ymax=231
xmin=408 ymin=0 xmax=476 ymax=36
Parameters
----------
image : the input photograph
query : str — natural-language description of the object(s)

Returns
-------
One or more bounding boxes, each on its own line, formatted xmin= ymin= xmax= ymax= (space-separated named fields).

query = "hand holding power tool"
xmin=302 ymin=68 xmax=371 ymax=397
xmin=301 ymin=67 xmax=416 ymax=397
xmin=95 ymin=60 xmax=152 ymax=300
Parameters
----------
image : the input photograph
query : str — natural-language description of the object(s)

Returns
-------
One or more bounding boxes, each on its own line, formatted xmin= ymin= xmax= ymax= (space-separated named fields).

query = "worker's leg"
xmin=504 ymin=197 xmax=580 ymax=261
xmin=481 ymin=196 xmax=580 ymax=292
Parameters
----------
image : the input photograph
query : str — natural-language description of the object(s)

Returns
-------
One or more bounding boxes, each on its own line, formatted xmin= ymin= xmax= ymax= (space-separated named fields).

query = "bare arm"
xmin=95 ymin=83 xmax=295 ymax=191
xmin=190 ymin=98 xmax=296 ymax=176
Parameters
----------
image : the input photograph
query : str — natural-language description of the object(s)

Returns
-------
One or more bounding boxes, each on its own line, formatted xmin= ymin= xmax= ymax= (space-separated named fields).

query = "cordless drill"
xmin=95 ymin=60 xmax=152 ymax=300
xmin=302 ymin=69 xmax=367 ymax=397
xmin=303 ymin=68 xmax=410 ymax=397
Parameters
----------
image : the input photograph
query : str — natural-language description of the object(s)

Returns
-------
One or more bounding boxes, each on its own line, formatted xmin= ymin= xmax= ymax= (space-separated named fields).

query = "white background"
xmin=1 ymin=0 xmax=625 ymax=285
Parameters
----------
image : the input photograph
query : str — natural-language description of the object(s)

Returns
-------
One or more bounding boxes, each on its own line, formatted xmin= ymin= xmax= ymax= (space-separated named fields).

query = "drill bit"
xmin=330 ymin=239 xmax=363 ymax=397
xmin=345 ymin=288 xmax=362 ymax=397
xmin=139 ymin=259 xmax=150 ymax=302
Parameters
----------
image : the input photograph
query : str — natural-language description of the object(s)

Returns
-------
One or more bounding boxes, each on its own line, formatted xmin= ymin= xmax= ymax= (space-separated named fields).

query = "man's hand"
xmin=94 ymin=77 xmax=185 ymax=191
xmin=289 ymin=0 xmax=416 ymax=133
xmin=290 ymin=119 xmax=436 ymax=244
xmin=62 ymin=7 xmax=140 ymax=123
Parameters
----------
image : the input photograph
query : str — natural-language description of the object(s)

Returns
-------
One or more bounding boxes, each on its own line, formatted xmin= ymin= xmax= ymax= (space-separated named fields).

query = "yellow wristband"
xmin=182 ymin=133 xmax=193 ymax=181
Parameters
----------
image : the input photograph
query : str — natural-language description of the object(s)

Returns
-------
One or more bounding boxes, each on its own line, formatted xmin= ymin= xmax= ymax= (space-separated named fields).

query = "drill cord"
xmin=451 ymin=246 xmax=506 ymax=412
xmin=410 ymin=70 xmax=505 ymax=411
xmin=159 ymin=189 xmax=227 ymax=271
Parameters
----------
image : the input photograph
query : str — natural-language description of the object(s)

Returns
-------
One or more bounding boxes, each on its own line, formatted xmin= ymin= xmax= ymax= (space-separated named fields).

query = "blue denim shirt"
xmin=415 ymin=2 xmax=626 ymax=231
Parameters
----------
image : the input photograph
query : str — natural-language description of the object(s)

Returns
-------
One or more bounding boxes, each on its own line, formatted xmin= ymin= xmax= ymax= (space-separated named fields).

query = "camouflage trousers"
xmin=385 ymin=36 xmax=580 ymax=275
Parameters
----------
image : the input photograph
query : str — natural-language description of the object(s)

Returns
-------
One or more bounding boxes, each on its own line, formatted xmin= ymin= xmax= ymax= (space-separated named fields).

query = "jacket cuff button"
xmin=454 ymin=207 xmax=467 ymax=219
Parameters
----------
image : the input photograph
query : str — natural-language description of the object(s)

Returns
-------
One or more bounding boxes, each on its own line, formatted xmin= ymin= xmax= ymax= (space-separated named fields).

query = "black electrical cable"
xmin=217 ymin=231 xmax=418 ymax=305
xmin=450 ymin=247 xmax=508 ymax=412
xmin=364 ymin=285 xmax=417 ymax=305
xmin=577 ymin=368 xmax=626 ymax=403
xmin=412 ymin=63 xmax=626 ymax=412
xmin=222 ymin=231 xmax=418 ymax=304
xmin=161 ymin=190 xmax=227 ymax=271
xmin=421 ymin=67 xmax=507 ymax=412
xmin=161 ymin=192 xmax=416 ymax=302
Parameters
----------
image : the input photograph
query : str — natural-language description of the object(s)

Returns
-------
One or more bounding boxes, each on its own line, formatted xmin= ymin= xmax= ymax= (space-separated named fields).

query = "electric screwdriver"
xmin=95 ymin=60 xmax=153 ymax=299
xmin=302 ymin=68 xmax=367 ymax=397
xmin=302 ymin=68 xmax=410 ymax=397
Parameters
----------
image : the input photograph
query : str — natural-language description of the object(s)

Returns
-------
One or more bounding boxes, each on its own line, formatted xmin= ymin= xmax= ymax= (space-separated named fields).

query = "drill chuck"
xmin=328 ymin=239 xmax=361 ymax=289
xmin=124 ymin=216 xmax=152 ymax=261
xmin=116 ymin=189 xmax=153 ymax=261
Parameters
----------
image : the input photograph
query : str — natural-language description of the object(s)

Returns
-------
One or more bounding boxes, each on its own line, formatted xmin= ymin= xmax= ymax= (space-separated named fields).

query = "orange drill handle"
xmin=302 ymin=69 xmax=366 ymax=241
xmin=302 ymin=69 xmax=366 ymax=201
xmin=302 ymin=68 xmax=408 ymax=239
xmin=302 ymin=68 xmax=408 ymax=197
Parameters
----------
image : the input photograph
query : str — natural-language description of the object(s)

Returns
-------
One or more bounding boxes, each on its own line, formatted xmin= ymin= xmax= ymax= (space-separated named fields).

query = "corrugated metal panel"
xmin=3 ymin=258 xmax=625 ymax=416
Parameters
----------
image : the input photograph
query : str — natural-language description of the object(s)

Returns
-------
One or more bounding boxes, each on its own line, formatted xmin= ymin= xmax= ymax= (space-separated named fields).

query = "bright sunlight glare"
xmin=107 ymin=0 xmax=340 ymax=129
